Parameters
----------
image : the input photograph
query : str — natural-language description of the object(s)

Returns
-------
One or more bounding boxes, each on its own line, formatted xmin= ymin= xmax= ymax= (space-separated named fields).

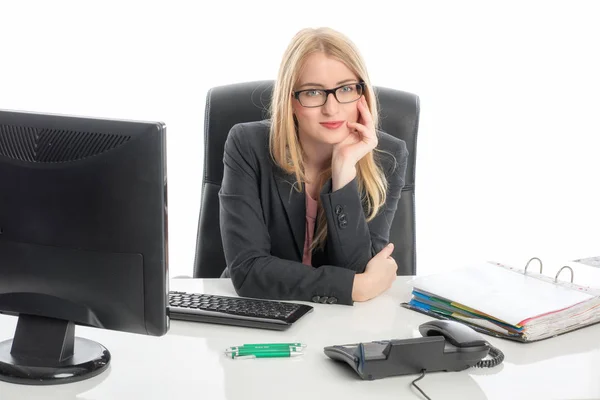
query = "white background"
xmin=1 ymin=0 xmax=598 ymax=279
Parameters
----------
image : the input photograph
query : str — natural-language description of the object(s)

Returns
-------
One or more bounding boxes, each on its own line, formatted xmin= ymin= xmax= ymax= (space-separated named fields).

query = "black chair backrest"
xmin=193 ymin=81 xmax=419 ymax=278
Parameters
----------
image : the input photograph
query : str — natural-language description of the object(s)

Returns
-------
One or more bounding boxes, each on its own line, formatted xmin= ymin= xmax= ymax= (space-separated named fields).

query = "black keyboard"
xmin=168 ymin=291 xmax=314 ymax=330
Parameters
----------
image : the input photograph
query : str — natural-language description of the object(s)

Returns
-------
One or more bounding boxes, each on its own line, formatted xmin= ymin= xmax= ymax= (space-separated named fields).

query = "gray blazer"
xmin=219 ymin=120 xmax=408 ymax=305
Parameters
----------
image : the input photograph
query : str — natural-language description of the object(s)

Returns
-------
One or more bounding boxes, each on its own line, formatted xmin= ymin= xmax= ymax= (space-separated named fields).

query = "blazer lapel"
xmin=274 ymin=169 xmax=305 ymax=260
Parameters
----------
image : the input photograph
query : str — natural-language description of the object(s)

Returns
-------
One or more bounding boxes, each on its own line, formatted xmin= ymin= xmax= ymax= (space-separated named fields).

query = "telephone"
xmin=323 ymin=320 xmax=504 ymax=380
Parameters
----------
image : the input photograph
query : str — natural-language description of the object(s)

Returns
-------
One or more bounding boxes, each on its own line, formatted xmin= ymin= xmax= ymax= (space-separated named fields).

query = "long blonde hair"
xmin=269 ymin=27 xmax=388 ymax=251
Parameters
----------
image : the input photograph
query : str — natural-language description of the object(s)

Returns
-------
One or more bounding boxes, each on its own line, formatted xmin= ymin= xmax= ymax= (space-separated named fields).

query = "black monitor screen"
xmin=0 ymin=109 xmax=169 ymax=385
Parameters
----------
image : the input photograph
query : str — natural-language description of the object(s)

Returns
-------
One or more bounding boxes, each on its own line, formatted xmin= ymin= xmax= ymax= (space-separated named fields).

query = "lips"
xmin=319 ymin=121 xmax=344 ymax=129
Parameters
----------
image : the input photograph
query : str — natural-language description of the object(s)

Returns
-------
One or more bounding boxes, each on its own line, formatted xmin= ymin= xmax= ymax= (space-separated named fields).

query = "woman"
xmin=219 ymin=27 xmax=408 ymax=305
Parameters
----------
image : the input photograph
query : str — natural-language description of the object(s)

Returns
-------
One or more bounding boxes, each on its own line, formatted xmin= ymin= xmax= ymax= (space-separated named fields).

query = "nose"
xmin=321 ymin=92 xmax=339 ymax=115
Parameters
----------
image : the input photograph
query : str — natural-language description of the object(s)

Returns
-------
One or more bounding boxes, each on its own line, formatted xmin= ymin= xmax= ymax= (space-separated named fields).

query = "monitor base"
xmin=0 ymin=314 xmax=110 ymax=385
xmin=0 ymin=337 xmax=110 ymax=385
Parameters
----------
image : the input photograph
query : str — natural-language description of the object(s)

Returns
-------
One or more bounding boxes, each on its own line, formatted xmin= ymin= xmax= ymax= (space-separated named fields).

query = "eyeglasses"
xmin=293 ymin=82 xmax=365 ymax=108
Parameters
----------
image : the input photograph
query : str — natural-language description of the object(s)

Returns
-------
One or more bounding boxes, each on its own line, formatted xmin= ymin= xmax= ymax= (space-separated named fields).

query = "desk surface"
xmin=0 ymin=277 xmax=599 ymax=400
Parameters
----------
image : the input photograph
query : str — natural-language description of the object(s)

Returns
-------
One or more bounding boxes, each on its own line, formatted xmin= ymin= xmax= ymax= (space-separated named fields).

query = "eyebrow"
xmin=297 ymin=79 xmax=358 ymax=89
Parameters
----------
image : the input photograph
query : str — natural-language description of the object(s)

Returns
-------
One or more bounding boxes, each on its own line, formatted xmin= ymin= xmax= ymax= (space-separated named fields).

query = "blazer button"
xmin=335 ymin=205 xmax=343 ymax=215
xmin=338 ymin=213 xmax=347 ymax=222
xmin=312 ymin=295 xmax=321 ymax=303
xmin=339 ymin=220 xmax=347 ymax=229
xmin=319 ymin=296 xmax=329 ymax=304
xmin=327 ymin=297 xmax=338 ymax=304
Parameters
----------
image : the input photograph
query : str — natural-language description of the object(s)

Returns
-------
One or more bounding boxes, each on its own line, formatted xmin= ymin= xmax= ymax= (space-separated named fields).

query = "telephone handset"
xmin=323 ymin=320 xmax=504 ymax=380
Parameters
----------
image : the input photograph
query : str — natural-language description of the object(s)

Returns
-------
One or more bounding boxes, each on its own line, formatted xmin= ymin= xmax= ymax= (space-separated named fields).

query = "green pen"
xmin=225 ymin=346 xmax=303 ymax=355
xmin=225 ymin=343 xmax=306 ymax=352
xmin=230 ymin=350 xmax=304 ymax=359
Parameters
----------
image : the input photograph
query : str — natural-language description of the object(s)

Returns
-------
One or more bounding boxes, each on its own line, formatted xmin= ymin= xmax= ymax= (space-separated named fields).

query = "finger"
xmin=377 ymin=243 xmax=394 ymax=258
xmin=346 ymin=121 xmax=366 ymax=136
xmin=357 ymin=96 xmax=375 ymax=128
xmin=347 ymin=121 xmax=376 ymax=143
xmin=345 ymin=121 xmax=362 ymax=136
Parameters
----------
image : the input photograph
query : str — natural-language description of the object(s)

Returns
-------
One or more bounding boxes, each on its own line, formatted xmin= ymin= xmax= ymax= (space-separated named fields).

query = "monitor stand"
xmin=0 ymin=314 xmax=110 ymax=385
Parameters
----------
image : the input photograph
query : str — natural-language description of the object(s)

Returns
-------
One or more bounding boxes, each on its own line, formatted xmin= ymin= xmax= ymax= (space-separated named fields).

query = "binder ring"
xmin=523 ymin=257 xmax=543 ymax=275
xmin=555 ymin=266 xmax=574 ymax=283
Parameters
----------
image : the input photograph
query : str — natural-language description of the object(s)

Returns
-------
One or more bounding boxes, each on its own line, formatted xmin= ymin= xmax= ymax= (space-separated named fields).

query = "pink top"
xmin=302 ymin=185 xmax=318 ymax=266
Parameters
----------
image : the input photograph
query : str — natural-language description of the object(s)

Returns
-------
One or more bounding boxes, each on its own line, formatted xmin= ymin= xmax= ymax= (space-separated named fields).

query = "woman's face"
xmin=292 ymin=52 xmax=361 ymax=146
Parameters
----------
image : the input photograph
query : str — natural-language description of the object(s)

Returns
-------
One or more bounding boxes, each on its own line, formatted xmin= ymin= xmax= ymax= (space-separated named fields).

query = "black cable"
xmin=475 ymin=343 xmax=505 ymax=368
xmin=410 ymin=344 xmax=503 ymax=399
xmin=410 ymin=369 xmax=432 ymax=400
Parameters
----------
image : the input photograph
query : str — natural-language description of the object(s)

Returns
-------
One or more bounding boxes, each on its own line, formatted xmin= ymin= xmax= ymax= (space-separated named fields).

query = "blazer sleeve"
xmin=320 ymin=139 xmax=409 ymax=273
xmin=219 ymin=124 xmax=357 ymax=305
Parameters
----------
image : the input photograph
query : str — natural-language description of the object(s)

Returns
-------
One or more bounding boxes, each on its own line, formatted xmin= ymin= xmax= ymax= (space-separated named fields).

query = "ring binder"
xmin=523 ymin=257 xmax=543 ymax=275
xmin=523 ymin=257 xmax=576 ymax=283
xmin=555 ymin=266 xmax=574 ymax=283
xmin=404 ymin=257 xmax=600 ymax=342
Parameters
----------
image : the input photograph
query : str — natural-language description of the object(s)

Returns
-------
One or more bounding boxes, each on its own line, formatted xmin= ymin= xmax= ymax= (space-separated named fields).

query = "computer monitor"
xmin=0 ymin=109 xmax=169 ymax=385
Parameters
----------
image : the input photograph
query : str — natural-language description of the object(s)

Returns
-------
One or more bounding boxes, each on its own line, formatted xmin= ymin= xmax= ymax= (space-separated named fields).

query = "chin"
xmin=317 ymin=127 xmax=350 ymax=144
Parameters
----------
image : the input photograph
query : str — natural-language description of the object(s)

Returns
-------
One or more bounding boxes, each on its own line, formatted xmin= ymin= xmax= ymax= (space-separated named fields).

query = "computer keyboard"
xmin=168 ymin=291 xmax=314 ymax=330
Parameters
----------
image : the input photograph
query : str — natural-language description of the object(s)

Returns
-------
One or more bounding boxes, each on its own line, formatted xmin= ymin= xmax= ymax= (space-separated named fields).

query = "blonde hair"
xmin=269 ymin=27 xmax=388 ymax=251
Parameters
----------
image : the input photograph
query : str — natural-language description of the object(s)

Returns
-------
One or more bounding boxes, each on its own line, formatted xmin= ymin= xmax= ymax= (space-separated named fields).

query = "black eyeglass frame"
xmin=292 ymin=81 xmax=366 ymax=108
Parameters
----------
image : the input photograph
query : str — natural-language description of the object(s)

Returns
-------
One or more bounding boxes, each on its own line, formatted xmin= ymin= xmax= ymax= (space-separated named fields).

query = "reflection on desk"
xmin=1 ymin=277 xmax=599 ymax=400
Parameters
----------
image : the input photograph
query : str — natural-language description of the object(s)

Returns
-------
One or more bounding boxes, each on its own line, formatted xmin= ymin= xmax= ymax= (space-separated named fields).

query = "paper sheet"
xmin=410 ymin=262 xmax=595 ymax=326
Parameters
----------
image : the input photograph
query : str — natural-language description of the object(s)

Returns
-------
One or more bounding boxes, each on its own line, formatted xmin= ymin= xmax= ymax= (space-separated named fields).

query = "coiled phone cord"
xmin=475 ymin=343 xmax=504 ymax=368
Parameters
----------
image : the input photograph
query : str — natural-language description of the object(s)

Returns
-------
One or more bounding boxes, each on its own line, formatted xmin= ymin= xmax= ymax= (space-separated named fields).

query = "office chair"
xmin=193 ymin=81 xmax=419 ymax=278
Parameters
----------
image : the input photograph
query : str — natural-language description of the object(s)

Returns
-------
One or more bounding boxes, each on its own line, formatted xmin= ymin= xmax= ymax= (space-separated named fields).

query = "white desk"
xmin=0 ymin=277 xmax=599 ymax=400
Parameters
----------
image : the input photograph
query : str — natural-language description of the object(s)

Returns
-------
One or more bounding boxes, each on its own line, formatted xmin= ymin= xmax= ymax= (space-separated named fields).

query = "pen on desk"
xmin=230 ymin=350 xmax=304 ymax=359
xmin=225 ymin=343 xmax=307 ymax=352
xmin=225 ymin=345 xmax=303 ymax=354
xmin=225 ymin=346 xmax=303 ymax=356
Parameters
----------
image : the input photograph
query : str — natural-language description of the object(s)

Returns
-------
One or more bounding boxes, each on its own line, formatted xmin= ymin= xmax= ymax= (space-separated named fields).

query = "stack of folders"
xmin=401 ymin=258 xmax=600 ymax=342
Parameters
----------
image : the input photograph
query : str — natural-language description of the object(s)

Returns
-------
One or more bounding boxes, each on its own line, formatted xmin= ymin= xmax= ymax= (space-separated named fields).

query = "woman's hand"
xmin=352 ymin=243 xmax=398 ymax=302
xmin=331 ymin=96 xmax=378 ymax=191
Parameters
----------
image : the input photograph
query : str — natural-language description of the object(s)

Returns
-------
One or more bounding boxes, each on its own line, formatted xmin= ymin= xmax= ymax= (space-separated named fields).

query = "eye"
xmin=305 ymin=90 xmax=323 ymax=97
xmin=339 ymin=85 xmax=355 ymax=93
